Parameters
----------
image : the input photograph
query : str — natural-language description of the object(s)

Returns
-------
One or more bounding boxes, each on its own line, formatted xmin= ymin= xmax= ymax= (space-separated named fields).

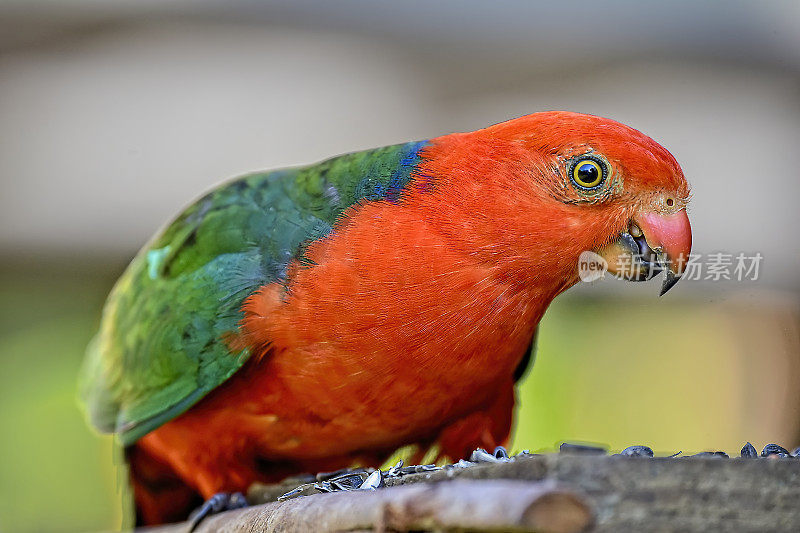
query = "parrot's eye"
xmin=570 ymin=156 xmax=607 ymax=191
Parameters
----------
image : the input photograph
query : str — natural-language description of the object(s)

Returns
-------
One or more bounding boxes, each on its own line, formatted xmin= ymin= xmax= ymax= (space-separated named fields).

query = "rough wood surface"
xmin=149 ymin=454 xmax=800 ymax=532
xmin=151 ymin=479 xmax=592 ymax=533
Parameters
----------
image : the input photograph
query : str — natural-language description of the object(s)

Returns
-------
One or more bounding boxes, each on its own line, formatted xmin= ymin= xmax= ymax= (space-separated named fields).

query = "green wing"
xmin=80 ymin=141 xmax=429 ymax=445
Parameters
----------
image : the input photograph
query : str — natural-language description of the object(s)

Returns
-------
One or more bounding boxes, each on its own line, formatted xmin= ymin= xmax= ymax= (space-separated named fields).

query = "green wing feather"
xmin=80 ymin=141 xmax=428 ymax=445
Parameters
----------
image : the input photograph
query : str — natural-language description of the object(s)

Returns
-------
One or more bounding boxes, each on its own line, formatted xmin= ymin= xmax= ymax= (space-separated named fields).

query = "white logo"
xmin=578 ymin=251 xmax=608 ymax=282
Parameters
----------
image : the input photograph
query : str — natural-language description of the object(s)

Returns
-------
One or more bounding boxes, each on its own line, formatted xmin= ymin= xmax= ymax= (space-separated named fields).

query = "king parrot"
xmin=80 ymin=111 xmax=692 ymax=525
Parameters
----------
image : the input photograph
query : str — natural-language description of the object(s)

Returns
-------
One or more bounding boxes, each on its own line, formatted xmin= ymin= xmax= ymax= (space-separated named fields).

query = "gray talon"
xmin=188 ymin=492 xmax=248 ymax=532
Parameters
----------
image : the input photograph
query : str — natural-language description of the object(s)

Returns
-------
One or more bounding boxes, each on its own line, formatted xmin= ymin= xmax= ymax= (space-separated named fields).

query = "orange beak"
xmin=600 ymin=209 xmax=692 ymax=296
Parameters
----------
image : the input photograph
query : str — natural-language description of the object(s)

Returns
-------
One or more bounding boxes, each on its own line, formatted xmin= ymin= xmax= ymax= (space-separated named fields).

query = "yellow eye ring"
xmin=570 ymin=157 xmax=606 ymax=190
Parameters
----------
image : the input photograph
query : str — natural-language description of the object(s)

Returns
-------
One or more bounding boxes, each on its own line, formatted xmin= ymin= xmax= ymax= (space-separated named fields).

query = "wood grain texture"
xmin=248 ymin=454 xmax=800 ymax=532
xmin=149 ymin=479 xmax=592 ymax=533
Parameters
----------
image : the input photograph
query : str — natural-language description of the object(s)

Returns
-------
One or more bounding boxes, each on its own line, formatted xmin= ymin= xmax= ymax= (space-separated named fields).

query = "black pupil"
xmin=577 ymin=162 xmax=599 ymax=185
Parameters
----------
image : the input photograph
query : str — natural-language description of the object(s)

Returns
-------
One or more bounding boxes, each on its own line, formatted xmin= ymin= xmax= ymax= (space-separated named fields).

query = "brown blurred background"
xmin=1 ymin=1 xmax=799 ymax=531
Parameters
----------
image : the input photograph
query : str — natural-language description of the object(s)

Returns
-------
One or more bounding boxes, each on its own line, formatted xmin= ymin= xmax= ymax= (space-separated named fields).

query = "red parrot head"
xmin=421 ymin=111 xmax=692 ymax=296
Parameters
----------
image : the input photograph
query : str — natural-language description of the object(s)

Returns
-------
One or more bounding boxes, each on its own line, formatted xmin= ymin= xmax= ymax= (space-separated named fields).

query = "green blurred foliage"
xmin=514 ymin=297 xmax=738 ymax=454
xmin=512 ymin=292 xmax=800 ymax=456
xmin=0 ymin=262 xmax=126 ymax=532
xmin=1 ymin=261 xmax=798 ymax=531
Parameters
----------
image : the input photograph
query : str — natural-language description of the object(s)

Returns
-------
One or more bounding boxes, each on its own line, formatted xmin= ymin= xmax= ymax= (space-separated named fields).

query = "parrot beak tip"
xmin=659 ymin=269 xmax=681 ymax=296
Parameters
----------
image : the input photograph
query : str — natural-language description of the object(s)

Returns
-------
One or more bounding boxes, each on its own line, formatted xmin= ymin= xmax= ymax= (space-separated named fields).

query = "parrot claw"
xmin=187 ymin=492 xmax=248 ymax=532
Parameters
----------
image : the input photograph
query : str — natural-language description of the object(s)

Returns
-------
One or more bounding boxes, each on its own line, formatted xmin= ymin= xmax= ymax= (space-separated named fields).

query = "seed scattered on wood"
xmin=559 ymin=443 xmax=608 ymax=455
xmin=617 ymin=445 xmax=654 ymax=457
xmin=741 ymin=442 xmax=758 ymax=458
xmin=762 ymin=444 xmax=791 ymax=458
xmin=687 ymin=451 xmax=729 ymax=458
xmin=470 ymin=447 xmax=511 ymax=463
xmin=494 ymin=445 xmax=510 ymax=459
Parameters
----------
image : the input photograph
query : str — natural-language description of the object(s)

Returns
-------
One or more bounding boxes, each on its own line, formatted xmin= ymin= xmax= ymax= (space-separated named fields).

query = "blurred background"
xmin=1 ymin=0 xmax=799 ymax=531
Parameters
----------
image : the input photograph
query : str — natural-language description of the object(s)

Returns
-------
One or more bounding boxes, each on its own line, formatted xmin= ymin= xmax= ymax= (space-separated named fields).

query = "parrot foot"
xmin=187 ymin=492 xmax=248 ymax=532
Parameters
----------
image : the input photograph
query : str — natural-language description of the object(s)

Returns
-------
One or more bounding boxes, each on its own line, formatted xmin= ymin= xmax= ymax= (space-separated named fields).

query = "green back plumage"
xmin=80 ymin=140 xmax=429 ymax=445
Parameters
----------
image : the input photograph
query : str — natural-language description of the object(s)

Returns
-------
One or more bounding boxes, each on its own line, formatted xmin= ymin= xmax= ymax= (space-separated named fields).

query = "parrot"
xmin=79 ymin=111 xmax=692 ymax=525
